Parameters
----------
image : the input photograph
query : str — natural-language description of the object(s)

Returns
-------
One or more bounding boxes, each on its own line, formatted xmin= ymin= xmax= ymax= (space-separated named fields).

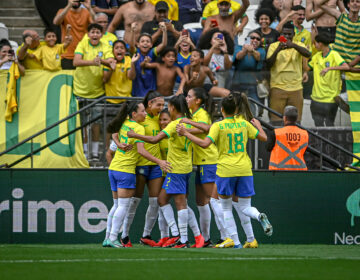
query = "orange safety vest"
xmin=269 ymin=126 xmax=309 ymax=171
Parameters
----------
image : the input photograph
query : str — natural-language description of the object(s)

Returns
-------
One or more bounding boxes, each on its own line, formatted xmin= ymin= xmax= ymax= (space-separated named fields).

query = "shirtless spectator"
xmin=203 ymin=0 xmax=249 ymax=39
xmin=17 ymin=30 xmax=43 ymax=69
xmin=184 ymin=49 xmax=230 ymax=97
xmin=143 ymin=47 xmax=186 ymax=96
xmin=141 ymin=1 xmax=183 ymax=47
xmin=91 ymin=0 xmax=118 ymax=24
xmin=306 ymin=0 xmax=345 ymax=42
xmin=53 ymin=0 xmax=95 ymax=69
xmin=107 ymin=0 xmax=155 ymax=44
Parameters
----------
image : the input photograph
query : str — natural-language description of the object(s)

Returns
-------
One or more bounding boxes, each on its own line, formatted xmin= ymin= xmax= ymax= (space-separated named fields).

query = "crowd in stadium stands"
xmin=1 ymin=0 xmax=360 ymax=158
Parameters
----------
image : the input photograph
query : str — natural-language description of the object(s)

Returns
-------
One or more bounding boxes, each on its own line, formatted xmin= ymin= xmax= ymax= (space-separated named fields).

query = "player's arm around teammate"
xmin=104 ymin=101 xmax=170 ymax=248
xmin=127 ymin=95 xmax=194 ymax=248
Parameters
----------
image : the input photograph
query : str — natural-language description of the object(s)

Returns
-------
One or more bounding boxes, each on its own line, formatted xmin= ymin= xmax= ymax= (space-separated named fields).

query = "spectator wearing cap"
xmin=91 ymin=0 xmax=118 ymax=24
xmin=266 ymin=106 xmax=309 ymax=171
xmin=17 ymin=29 xmax=45 ymax=69
xmin=177 ymin=0 xmax=202 ymax=24
xmin=148 ymin=0 xmax=179 ymax=21
xmin=141 ymin=1 xmax=183 ymax=47
xmin=202 ymin=0 xmax=249 ymax=40
xmin=53 ymin=0 xmax=95 ymax=70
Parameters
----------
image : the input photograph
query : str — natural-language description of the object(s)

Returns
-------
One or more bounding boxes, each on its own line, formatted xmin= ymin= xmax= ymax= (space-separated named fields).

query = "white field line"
xmin=1 ymin=257 xmax=360 ymax=263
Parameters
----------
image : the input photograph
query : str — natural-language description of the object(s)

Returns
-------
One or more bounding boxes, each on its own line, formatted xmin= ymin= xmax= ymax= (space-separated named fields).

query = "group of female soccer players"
xmin=102 ymin=88 xmax=273 ymax=249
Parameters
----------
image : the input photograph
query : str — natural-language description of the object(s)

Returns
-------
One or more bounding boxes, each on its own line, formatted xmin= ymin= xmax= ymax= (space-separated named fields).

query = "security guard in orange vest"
xmin=267 ymin=106 xmax=308 ymax=170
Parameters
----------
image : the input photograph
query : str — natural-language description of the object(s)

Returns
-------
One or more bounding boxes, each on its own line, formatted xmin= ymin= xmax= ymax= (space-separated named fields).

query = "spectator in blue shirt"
xmin=232 ymin=30 xmax=266 ymax=116
xmin=91 ymin=0 xmax=118 ymax=23
xmin=178 ymin=0 xmax=203 ymax=24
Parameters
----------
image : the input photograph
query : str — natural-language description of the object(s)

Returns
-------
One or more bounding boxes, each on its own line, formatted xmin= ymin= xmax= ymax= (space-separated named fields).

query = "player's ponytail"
xmin=143 ymin=90 xmax=162 ymax=109
xmin=107 ymin=101 xmax=140 ymax=133
xmin=169 ymin=94 xmax=192 ymax=119
xmin=234 ymin=91 xmax=253 ymax=121
xmin=192 ymin=87 xmax=214 ymax=121
xmin=221 ymin=93 xmax=236 ymax=115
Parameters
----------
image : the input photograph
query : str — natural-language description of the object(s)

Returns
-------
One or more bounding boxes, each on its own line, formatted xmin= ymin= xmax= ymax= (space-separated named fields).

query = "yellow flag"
xmin=5 ymin=63 xmax=20 ymax=122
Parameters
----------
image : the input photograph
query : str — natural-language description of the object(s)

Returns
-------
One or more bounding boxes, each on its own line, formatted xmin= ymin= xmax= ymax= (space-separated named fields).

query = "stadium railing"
xmin=1 ymin=95 xmax=359 ymax=171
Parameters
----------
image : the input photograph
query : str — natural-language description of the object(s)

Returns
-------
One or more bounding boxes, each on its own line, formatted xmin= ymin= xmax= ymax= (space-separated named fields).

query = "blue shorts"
xmin=136 ymin=165 xmax=163 ymax=180
xmin=216 ymin=175 xmax=255 ymax=197
xmin=108 ymin=170 xmax=136 ymax=191
xmin=195 ymin=164 xmax=217 ymax=185
xmin=162 ymin=173 xmax=191 ymax=194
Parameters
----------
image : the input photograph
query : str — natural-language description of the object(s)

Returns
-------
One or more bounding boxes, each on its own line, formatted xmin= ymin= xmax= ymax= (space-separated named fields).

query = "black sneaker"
xmin=203 ymin=239 xmax=213 ymax=248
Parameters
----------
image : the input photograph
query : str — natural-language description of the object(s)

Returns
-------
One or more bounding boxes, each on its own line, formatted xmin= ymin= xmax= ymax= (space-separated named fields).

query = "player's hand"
xmin=131 ymin=53 xmax=140 ymax=63
xmin=180 ymin=118 xmax=191 ymax=125
xmin=117 ymin=143 xmax=133 ymax=151
xmin=176 ymin=124 xmax=187 ymax=136
xmin=320 ymin=68 xmax=329 ymax=76
xmin=159 ymin=160 xmax=172 ymax=173
xmin=212 ymin=79 xmax=218 ymax=86
xmin=302 ymin=72 xmax=309 ymax=83
xmin=93 ymin=55 xmax=101 ymax=66
xmin=127 ymin=129 xmax=136 ymax=138
xmin=250 ymin=118 xmax=261 ymax=129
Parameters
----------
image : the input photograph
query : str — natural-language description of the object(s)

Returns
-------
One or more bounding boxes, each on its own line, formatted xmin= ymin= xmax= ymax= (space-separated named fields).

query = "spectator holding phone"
xmin=233 ymin=31 xmax=266 ymax=116
xmin=53 ymin=0 xmax=95 ymax=70
xmin=266 ymin=22 xmax=311 ymax=125
xmin=198 ymin=28 xmax=234 ymax=88
xmin=17 ymin=30 xmax=44 ymax=69
xmin=0 ymin=39 xmax=25 ymax=75
xmin=141 ymin=1 xmax=183 ymax=47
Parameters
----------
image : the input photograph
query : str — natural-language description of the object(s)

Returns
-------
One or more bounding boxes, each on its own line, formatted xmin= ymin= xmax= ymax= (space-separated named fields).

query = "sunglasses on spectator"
xmin=250 ymin=36 xmax=261 ymax=41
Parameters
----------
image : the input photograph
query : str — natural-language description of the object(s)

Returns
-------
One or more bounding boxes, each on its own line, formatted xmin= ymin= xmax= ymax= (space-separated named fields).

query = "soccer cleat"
xmin=216 ymin=239 xmax=224 ymax=245
xmin=121 ymin=236 xmax=133 ymax=248
xmin=102 ymin=238 xmax=110 ymax=247
xmin=259 ymin=213 xmax=273 ymax=236
xmin=215 ymin=238 xmax=235 ymax=248
xmin=194 ymin=234 xmax=205 ymax=248
xmin=154 ymin=237 xmax=170 ymax=247
xmin=243 ymin=239 xmax=259 ymax=248
xmin=140 ymin=236 xmax=157 ymax=247
xmin=233 ymin=244 xmax=243 ymax=249
xmin=108 ymin=239 xmax=123 ymax=248
xmin=162 ymin=236 xmax=180 ymax=248
xmin=203 ymin=239 xmax=213 ymax=248
xmin=173 ymin=240 xmax=190 ymax=248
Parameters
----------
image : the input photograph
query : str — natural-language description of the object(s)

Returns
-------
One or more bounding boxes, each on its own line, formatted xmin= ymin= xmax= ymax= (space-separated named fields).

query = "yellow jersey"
xmin=191 ymin=107 xmax=218 ymax=165
xmin=104 ymin=56 xmax=132 ymax=104
xmin=109 ymin=119 xmax=145 ymax=173
xmin=138 ymin=114 xmax=162 ymax=166
xmin=293 ymin=26 xmax=311 ymax=50
xmin=202 ymin=0 xmax=241 ymax=19
xmin=162 ymin=117 xmax=192 ymax=174
xmin=267 ymin=41 xmax=306 ymax=91
xmin=308 ymin=50 xmax=345 ymax=103
xmin=83 ymin=32 xmax=118 ymax=49
xmin=207 ymin=117 xmax=258 ymax=177
xmin=148 ymin=0 xmax=179 ymax=21
xmin=17 ymin=41 xmax=46 ymax=69
xmin=33 ymin=44 xmax=65 ymax=71
xmin=73 ymin=38 xmax=113 ymax=98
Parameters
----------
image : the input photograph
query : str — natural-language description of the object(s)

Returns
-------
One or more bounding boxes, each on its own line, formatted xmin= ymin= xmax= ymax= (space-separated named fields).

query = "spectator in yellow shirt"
xmin=33 ymin=28 xmax=72 ymax=71
xmin=17 ymin=29 xmax=45 ymax=69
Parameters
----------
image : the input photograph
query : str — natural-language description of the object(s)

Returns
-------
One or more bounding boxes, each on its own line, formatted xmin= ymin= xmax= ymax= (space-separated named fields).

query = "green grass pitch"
xmin=0 ymin=244 xmax=359 ymax=280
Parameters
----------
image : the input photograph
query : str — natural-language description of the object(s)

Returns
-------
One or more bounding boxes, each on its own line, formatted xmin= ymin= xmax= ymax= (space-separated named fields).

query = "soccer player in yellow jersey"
xmin=120 ymin=91 xmax=166 ymax=247
xmin=128 ymin=95 xmax=195 ymax=248
xmin=180 ymin=88 xmax=218 ymax=247
xmin=104 ymin=101 xmax=171 ymax=248
xmin=33 ymin=28 xmax=72 ymax=71
xmin=177 ymin=93 xmax=273 ymax=248
xmin=159 ymin=108 xmax=171 ymax=160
